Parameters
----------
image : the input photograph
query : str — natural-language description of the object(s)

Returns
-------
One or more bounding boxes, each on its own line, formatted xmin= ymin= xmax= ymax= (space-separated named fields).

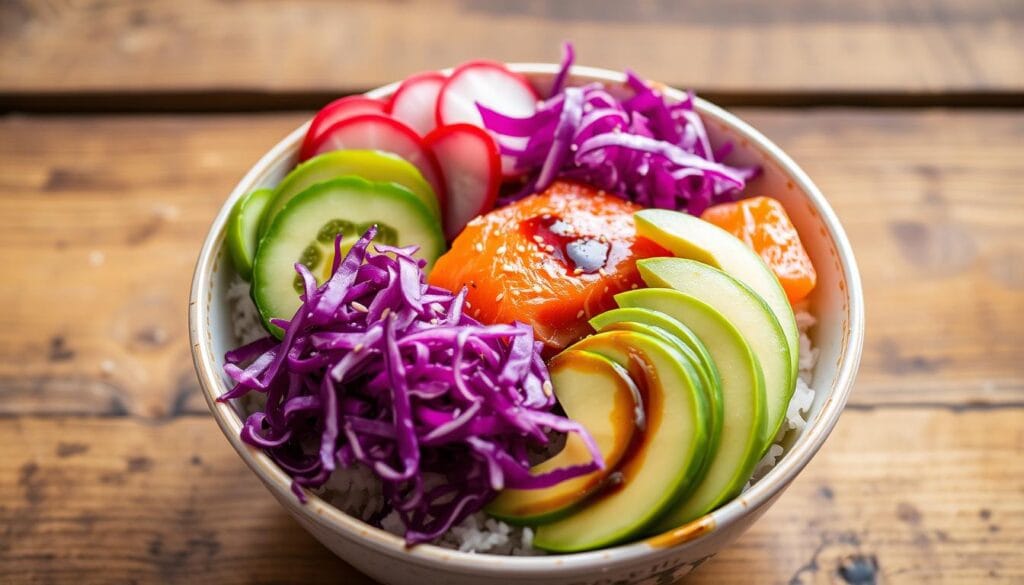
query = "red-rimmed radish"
xmin=424 ymin=123 xmax=501 ymax=240
xmin=389 ymin=71 xmax=447 ymax=136
xmin=436 ymin=61 xmax=539 ymax=176
xmin=436 ymin=60 xmax=539 ymax=127
xmin=310 ymin=114 xmax=445 ymax=206
xmin=299 ymin=96 xmax=388 ymax=160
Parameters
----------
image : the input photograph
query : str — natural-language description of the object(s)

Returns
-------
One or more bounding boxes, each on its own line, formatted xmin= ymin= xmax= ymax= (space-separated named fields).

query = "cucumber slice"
xmin=259 ymin=150 xmax=441 ymax=236
xmin=252 ymin=177 xmax=445 ymax=337
xmin=226 ymin=188 xmax=274 ymax=280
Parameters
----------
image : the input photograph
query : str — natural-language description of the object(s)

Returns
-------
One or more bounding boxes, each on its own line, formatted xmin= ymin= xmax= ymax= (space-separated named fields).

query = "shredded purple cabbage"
xmin=481 ymin=44 xmax=759 ymax=214
xmin=221 ymin=226 xmax=603 ymax=544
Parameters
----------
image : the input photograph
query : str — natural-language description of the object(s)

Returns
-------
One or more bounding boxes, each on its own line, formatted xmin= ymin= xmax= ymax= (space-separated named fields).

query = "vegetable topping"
xmin=221 ymin=226 xmax=602 ymax=544
xmin=479 ymin=44 xmax=758 ymax=215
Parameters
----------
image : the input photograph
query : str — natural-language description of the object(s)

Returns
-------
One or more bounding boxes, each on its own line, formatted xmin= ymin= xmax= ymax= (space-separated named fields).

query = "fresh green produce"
xmin=634 ymin=208 xmax=799 ymax=385
xmin=615 ymin=288 xmax=766 ymax=530
xmin=226 ymin=187 xmax=274 ymax=280
xmin=259 ymin=150 xmax=441 ymax=236
xmin=589 ymin=307 xmax=723 ymax=458
xmin=637 ymin=257 xmax=792 ymax=446
xmin=532 ymin=330 xmax=709 ymax=553
xmin=486 ymin=350 xmax=641 ymax=525
xmin=252 ymin=177 xmax=444 ymax=336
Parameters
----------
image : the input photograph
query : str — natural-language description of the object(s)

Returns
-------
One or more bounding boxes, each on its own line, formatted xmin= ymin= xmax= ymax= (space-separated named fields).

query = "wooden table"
xmin=1 ymin=2 xmax=1021 ymax=583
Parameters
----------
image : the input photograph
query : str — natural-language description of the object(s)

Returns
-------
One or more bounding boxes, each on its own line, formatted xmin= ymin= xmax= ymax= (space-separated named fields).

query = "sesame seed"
xmin=353 ymin=343 xmax=364 ymax=353
xmin=545 ymin=245 xmax=555 ymax=253
xmin=573 ymin=267 xmax=584 ymax=275
xmin=351 ymin=301 xmax=369 ymax=313
xmin=430 ymin=318 xmax=439 ymax=325
xmin=631 ymin=284 xmax=639 ymax=289
xmin=495 ymin=292 xmax=504 ymax=302
xmin=542 ymin=380 xmax=553 ymax=396
xmin=604 ymin=286 xmax=610 ymax=293
xmin=598 ymin=268 xmax=608 ymax=277
xmin=381 ymin=308 xmax=391 ymax=319
xmin=533 ymin=235 xmax=544 ymax=244
xmin=542 ymin=214 xmax=551 ymax=220
xmin=465 ymin=301 xmax=472 ymax=308
xmin=495 ymin=245 xmax=507 ymax=255
xmin=576 ymin=310 xmax=585 ymax=319
xmin=516 ymin=245 xmax=526 ymax=253
xmin=474 ymin=243 xmax=484 ymax=253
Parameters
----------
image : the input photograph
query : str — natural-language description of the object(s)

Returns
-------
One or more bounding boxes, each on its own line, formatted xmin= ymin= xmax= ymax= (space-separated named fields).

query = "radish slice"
xmin=389 ymin=71 xmax=447 ymax=136
xmin=311 ymin=114 xmax=445 ymax=206
xmin=424 ymin=124 xmax=501 ymax=240
xmin=436 ymin=61 xmax=539 ymax=176
xmin=300 ymin=96 xmax=388 ymax=160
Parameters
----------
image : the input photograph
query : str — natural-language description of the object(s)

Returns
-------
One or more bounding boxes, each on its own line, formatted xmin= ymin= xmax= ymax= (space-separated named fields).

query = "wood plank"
xmin=1 ymin=410 xmax=1020 ymax=583
xmin=1 ymin=0 xmax=1022 ymax=100
xmin=2 ymin=110 xmax=1022 ymax=417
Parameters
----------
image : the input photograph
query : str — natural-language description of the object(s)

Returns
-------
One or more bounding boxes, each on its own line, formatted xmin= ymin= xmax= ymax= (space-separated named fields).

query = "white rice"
xmin=226 ymin=275 xmax=820 ymax=554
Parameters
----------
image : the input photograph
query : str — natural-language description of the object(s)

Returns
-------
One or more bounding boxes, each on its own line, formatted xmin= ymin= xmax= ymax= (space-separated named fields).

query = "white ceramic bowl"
xmin=190 ymin=64 xmax=864 ymax=585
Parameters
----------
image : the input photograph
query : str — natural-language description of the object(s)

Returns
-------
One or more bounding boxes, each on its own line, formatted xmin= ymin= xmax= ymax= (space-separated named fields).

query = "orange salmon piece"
xmin=701 ymin=196 xmax=817 ymax=303
xmin=429 ymin=181 xmax=667 ymax=352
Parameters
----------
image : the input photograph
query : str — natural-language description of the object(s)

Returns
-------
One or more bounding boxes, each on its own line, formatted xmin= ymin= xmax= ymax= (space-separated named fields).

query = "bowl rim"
xmin=189 ymin=62 xmax=864 ymax=575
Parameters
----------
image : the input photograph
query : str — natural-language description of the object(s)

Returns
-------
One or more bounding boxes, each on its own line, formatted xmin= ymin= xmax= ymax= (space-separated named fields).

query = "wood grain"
xmin=1 ymin=0 xmax=1022 ymax=101
xmin=2 ymin=111 xmax=1022 ymax=417
xmin=1 ymin=409 xmax=1020 ymax=584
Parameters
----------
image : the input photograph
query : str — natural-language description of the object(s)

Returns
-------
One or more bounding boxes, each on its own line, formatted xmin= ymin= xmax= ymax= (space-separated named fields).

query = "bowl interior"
xmin=190 ymin=64 xmax=863 ymax=572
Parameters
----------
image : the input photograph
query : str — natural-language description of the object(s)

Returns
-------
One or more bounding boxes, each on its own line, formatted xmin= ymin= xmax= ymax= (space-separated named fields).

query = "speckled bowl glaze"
xmin=190 ymin=64 xmax=864 ymax=585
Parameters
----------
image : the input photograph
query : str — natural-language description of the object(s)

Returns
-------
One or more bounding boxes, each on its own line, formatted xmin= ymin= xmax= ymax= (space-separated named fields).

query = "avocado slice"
xmin=637 ymin=258 xmax=792 ymax=447
xmin=615 ymin=288 xmax=766 ymax=532
xmin=589 ymin=307 xmax=723 ymax=461
xmin=486 ymin=350 xmax=641 ymax=525
xmin=634 ymin=209 xmax=799 ymax=384
xmin=532 ymin=330 xmax=709 ymax=553
xmin=260 ymin=150 xmax=440 ymax=235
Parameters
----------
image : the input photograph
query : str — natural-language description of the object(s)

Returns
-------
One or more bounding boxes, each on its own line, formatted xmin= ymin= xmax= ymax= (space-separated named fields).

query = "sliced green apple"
xmin=614 ymin=287 xmax=766 ymax=531
xmin=589 ymin=309 xmax=723 ymax=463
xmin=486 ymin=350 xmax=641 ymax=525
xmin=637 ymin=257 xmax=792 ymax=447
xmin=532 ymin=330 xmax=709 ymax=553
xmin=634 ymin=209 xmax=799 ymax=383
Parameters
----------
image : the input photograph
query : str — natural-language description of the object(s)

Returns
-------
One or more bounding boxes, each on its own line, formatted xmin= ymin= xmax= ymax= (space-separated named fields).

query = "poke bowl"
xmin=189 ymin=52 xmax=864 ymax=585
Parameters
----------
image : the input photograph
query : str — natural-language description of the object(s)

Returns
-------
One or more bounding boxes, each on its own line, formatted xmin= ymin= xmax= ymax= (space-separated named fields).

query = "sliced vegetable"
xmin=227 ymin=187 xmax=274 ymax=280
xmin=259 ymin=150 xmax=441 ymax=236
xmin=701 ymin=196 xmax=817 ymax=303
xmin=308 ymin=114 xmax=445 ymax=201
xmin=615 ymin=288 xmax=767 ymax=530
xmin=486 ymin=350 xmax=640 ymax=525
xmin=223 ymin=226 xmax=601 ymax=545
xmin=532 ymin=329 xmax=710 ymax=552
xmin=478 ymin=43 xmax=758 ymax=214
xmin=436 ymin=60 xmax=539 ymax=176
xmin=299 ymin=96 xmax=388 ymax=160
xmin=423 ymin=123 xmax=501 ymax=239
xmin=389 ymin=71 xmax=447 ymax=136
xmin=252 ymin=177 xmax=445 ymax=336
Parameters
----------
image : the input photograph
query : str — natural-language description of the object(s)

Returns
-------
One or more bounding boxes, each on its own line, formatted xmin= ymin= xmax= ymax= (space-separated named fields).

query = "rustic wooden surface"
xmin=1 ymin=111 xmax=1022 ymax=583
xmin=1 ymin=1 xmax=1023 ymax=583
xmin=1 ymin=0 xmax=1022 ymax=105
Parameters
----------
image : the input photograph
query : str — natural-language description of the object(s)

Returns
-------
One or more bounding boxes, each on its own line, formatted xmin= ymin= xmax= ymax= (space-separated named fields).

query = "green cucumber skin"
xmin=251 ymin=176 xmax=444 ymax=337
xmin=259 ymin=150 xmax=440 ymax=236
xmin=227 ymin=188 xmax=275 ymax=281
